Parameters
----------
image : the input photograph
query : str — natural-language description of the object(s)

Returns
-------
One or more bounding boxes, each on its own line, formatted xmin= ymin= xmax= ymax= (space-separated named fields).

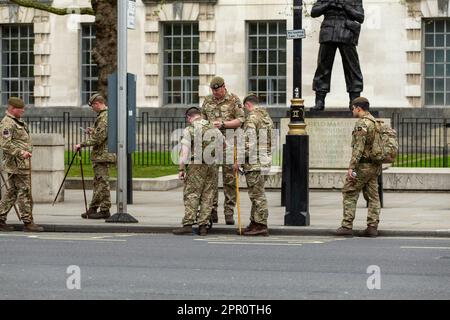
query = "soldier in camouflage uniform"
xmin=173 ymin=107 xmax=221 ymax=236
xmin=236 ymin=94 xmax=273 ymax=236
xmin=336 ymin=97 xmax=381 ymax=237
xmin=201 ymin=76 xmax=245 ymax=225
xmin=0 ymin=97 xmax=43 ymax=232
xmin=75 ymin=94 xmax=116 ymax=219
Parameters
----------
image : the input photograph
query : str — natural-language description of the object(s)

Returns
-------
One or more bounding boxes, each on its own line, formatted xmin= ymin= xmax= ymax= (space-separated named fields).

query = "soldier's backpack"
xmin=366 ymin=118 xmax=398 ymax=164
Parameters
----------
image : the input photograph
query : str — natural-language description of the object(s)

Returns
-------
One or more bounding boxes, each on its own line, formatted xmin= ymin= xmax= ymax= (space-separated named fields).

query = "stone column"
xmin=33 ymin=9 xmax=51 ymax=107
xmin=30 ymin=134 xmax=65 ymax=203
xmin=198 ymin=2 xmax=216 ymax=104
xmin=404 ymin=0 xmax=422 ymax=108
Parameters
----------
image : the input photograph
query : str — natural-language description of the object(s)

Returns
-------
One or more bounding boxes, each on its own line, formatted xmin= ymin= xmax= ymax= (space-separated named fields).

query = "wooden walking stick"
xmin=52 ymin=150 xmax=78 ymax=206
xmin=234 ymin=143 xmax=242 ymax=235
xmin=78 ymin=150 xmax=88 ymax=215
xmin=0 ymin=171 xmax=21 ymax=221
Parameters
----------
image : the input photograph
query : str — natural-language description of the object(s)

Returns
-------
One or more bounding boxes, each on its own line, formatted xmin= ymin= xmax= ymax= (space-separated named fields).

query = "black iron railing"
xmin=25 ymin=112 xmax=282 ymax=167
xmin=391 ymin=113 xmax=450 ymax=167
xmin=24 ymin=112 xmax=450 ymax=168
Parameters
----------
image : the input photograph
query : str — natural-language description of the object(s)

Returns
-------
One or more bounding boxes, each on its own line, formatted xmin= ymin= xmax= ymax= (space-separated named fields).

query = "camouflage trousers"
xmin=341 ymin=164 xmax=381 ymax=229
xmin=183 ymin=164 xmax=218 ymax=226
xmin=245 ymin=171 xmax=269 ymax=226
xmin=213 ymin=164 xmax=236 ymax=216
xmin=0 ymin=173 xmax=33 ymax=223
xmin=89 ymin=162 xmax=111 ymax=211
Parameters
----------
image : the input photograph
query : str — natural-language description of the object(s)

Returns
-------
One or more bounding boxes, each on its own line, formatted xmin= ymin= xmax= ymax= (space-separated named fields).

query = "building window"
xmin=1 ymin=25 xmax=34 ymax=106
xmin=248 ymin=21 xmax=286 ymax=105
xmin=163 ymin=23 xmax=199 ymax=105
xmin=81 ymin=24 xmax=98 ymax=105
xmin=423 ymin=19 xmax=450 ymax=106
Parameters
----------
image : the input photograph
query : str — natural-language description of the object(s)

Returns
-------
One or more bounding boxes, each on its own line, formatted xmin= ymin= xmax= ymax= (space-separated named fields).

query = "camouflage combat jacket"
xmin=349 ymin=111 xmax=377 ymax=169
xmin=0 ymin=112 xmax=32 ymax=174
xmin=242 ymin=106 xmax=273 ymax=172
xmin=81 ymin=109 xmax=116 ymax=163
xmin=180 ymin=118 xmax=221 ymax=164
xmin=201 ymin=91 xmax=245 ymax=134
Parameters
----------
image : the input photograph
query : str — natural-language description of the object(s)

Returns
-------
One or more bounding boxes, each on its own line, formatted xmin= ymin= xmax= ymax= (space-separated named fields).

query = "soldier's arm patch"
xmin=2 ymin=128 xmax=11 ymax=139
xmin=353 ymin=126 xmax=367 ymax=136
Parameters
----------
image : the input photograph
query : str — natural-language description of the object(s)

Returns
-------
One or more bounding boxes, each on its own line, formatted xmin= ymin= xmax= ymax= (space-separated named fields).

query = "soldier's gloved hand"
xmin=21 ymin=151 xmax=32 ymax=159
xmin=179 ymin=170 xmax=185 ymax=180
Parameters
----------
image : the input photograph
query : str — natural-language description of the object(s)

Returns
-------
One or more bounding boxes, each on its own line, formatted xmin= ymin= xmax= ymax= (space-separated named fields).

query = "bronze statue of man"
xmin=310 ymin=0 xmax=364 ymax=111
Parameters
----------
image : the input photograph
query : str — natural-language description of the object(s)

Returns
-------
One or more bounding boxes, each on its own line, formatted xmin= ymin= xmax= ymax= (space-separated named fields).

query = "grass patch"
xmin=65 ymin=150 xmax=178 ymax=177
xmin=394 ymin=154 xmax=450 ymax=168
xmin=65 ymin=151 xmax=177 ymax=166
xmin=65 ymin=164 xmax=178 ymax=178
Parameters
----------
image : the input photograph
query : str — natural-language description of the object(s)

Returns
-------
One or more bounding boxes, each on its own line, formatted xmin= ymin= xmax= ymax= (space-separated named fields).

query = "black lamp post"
xmin=284 ymin=0 xmax=310 ymax=226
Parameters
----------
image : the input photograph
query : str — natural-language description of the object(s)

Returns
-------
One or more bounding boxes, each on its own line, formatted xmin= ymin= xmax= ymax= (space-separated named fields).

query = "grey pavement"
xmin=4 ymin=188 xmax=450 ymax=237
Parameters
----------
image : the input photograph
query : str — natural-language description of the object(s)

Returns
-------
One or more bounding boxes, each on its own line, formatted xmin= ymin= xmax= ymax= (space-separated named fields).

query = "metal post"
xmin=284 ymin=0 xmax=310 ymax=226
xmin=118 ymin=0 xmax=127 ymax=214
xmin=106 ymin=0 xmax=137 ymax=223
xmin=444 ymin=119 xmax=448 ymax=168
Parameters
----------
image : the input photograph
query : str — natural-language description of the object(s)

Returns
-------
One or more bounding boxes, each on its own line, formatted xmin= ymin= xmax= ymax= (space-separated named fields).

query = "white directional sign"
xmin=287 ymin=29 xmax=305 ymax=40
xmin=127 ymin=0 xmax=136 ymax=30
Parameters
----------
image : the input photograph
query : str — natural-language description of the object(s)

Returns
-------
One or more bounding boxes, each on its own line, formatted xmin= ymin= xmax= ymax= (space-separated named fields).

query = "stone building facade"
xmin=0 ymin=0 xmax=449 ymax=109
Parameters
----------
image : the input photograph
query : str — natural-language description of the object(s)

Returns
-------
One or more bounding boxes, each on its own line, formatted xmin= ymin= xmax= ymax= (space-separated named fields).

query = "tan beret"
xmin=185 ymin=106 xmax=201 ymax=117
xmin=210 ymin=76 xmax=224 ymax=89
xmin=243 ymin=93 xmax=259 ymax=105
xmin=88 ymin=93 xmax=103 ymax=106
xmin=351 ymin=96 xmax=369 ymax=107
xmin=8 ymin=97 xmax=25 ymax=109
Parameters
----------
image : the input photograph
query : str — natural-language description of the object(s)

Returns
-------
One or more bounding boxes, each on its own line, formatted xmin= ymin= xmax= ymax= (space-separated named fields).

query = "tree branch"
xmin=9 ymin=0 xmax=95 ymax=15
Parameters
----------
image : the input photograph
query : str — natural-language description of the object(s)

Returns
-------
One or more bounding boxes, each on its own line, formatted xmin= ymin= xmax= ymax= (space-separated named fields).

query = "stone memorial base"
xmin=280 ymin=115 xmax=391 ymax=169
xmin=218 ymin=167 xmax=450 ymax=191
xmin=30 ymin=134 xmax=65 ymax=203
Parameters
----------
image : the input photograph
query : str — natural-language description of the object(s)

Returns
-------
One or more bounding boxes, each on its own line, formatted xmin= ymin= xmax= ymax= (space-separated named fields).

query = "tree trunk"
xmin=91 ymin=0 xmax=117 ymax=98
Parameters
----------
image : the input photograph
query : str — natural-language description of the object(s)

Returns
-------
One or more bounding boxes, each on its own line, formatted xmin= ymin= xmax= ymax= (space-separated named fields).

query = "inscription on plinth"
xmin=281 ymin=117 xmax=391 ymax=169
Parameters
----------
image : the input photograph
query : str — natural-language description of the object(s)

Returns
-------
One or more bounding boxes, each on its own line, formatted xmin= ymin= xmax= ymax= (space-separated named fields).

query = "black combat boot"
xmin=210 ymin=208 xmax=218 ymax=223
xmin=311 ymin=92 xmax=326 ymax=111
xmin=199 ymin=225 xmax=208 ymax=236
xmin=172 ymin=225 xmax=193 ymax=235
xmin=360 ymin=226 xmax=378 ymax=237
xmin=0 ymin=220 xmax=14 ymax=232
xmin=335 ymin=226 xmax=353 ymax=236
xmin=243 ymin=223 xmax=269 ymax=236
xmin=243 ymin=221 xmax=257 ymax=232
xmin=81 ymin=207 xmax=98 ymax=219
xmin=88 ymin=210 xmax=111 ymax=219
xmin=23 ymin=222 xmax=44 ymax=232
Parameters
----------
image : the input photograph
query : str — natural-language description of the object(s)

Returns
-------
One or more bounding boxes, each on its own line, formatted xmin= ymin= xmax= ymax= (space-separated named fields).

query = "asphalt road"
xmin=1 ymin=233 xmax=449 ymax=300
